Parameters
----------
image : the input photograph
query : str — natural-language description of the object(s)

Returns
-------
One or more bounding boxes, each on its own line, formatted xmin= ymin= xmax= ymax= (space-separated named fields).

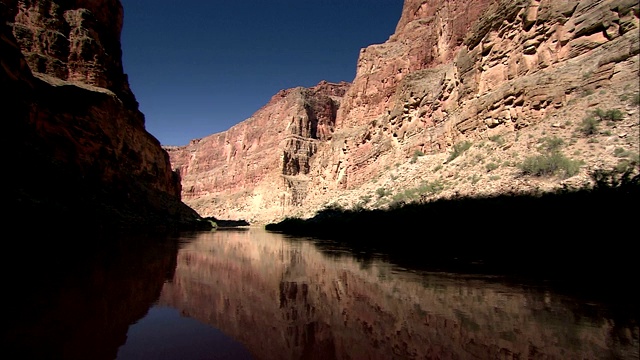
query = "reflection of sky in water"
xmin=117 ymin=306 xmax=254 ymax=360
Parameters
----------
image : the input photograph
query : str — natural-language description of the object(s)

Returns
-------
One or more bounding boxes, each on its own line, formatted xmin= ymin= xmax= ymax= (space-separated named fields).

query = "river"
xmin=3 ymin=228 xmax=638 ymax=359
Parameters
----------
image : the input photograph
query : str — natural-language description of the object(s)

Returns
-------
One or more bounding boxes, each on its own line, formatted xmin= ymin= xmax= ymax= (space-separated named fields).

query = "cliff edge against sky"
xmin=168 ymin=0 xmax=639 ymax=224
xmin=3 ymin=0 xmax=207 ymax=231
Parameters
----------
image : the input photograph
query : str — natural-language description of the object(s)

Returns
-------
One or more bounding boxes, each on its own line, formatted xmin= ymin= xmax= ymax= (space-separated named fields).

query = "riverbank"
xmin=266 ymin=171 xmax=639 ymax=302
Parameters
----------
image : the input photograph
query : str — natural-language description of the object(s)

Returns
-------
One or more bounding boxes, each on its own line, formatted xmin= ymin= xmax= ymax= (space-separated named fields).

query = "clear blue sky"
xmin=120 ymin=0 xmax=404 ymax=146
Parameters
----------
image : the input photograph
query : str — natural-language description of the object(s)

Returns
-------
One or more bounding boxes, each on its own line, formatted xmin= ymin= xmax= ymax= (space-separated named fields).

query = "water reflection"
xmin=3 ymin=230 xmax=637 ymax=359
xmin=2 ymin=234 xmax=179 ymax=360
xmin=157 ymin=229 xmax=639 ymax=360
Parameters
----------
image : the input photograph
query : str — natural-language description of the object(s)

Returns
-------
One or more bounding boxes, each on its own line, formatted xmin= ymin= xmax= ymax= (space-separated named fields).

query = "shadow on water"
xmin=1 ymin=231 xmax=181 ymax=360
xmin=267 ymin=173 xmax=640 ymax=312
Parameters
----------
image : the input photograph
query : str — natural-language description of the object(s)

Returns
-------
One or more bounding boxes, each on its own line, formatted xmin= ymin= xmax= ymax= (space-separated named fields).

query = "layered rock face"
xmin=3 ymin=0 xmax=204 ymax=230
xmin=323 ymin=0 xmax=639 ymax=187
xmin=172 ymin=0 xmax=640 ymax=224
xmin=166 ymin=81 xmax=348 ymax=222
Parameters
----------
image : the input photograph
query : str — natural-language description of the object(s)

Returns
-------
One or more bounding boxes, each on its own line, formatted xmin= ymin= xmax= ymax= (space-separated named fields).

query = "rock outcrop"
xmin=171 ymin=0 xmax=640 ymax=224
xmin=166 ymin=81 xmax=349 ymax=222
xmin=3 ymin=0 xmax=206 ymax=231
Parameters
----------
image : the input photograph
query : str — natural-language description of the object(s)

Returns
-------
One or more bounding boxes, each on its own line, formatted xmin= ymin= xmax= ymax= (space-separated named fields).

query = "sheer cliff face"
xmin=8 ymin=0 xmax=137 ymax=107
xmin=166 ymin=81 xmax=348 ymax=223
xmin=327 ymin=0 xmax=639 ymax=188
xmin=172 ymin=0 xmax=639 ymax=224
xmin=4 ymin=0 xmax=201 ymax=229
xmin=337 ymin=0 xmax=492 ymax=129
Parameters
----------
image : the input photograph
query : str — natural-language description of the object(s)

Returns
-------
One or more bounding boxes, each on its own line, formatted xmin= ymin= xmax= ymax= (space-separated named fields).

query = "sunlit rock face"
xmin=320 ymin=0 xmax=639 ymax=188
xmin=8 ymin=0 xmax=137 ymax=107
xmin=158 ymin=230 xmax=637 ymax=360
xmin=4 ymin=0 xmax=202 ymax=228
xmin=169 ymin=0 xmax=639 ymax=225
xmin=166 ymin=81 xmax=349 ymax=223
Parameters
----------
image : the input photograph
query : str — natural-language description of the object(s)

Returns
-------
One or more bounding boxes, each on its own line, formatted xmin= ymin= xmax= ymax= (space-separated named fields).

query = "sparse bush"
xmin=391 ymin=192 xmax=407 ymax=204
xmin=614 ymin=158 xmax=639 ymax=173
xmin=485 ymin=162 xmax=499 ymax=172
xmin=593 ymin=108 xmax=624 ymax=122
xmin=410 ymin=149 xmax=425 ymax=163
xmin=579 ymin=116 xmax=600 ymax=136
xmin=376 ymin=187 xmax=390 ymax=198
xmin=433 ymin=164 xmax=442 ymax=172
xmin=519 ymin=152 xmax=583 ymax=178
xmin=489 ymin=135 xmax=505 ymax=146
xmin=614 ymin=147 xmax=630 ymax=158
xmin=447 ymin=141 xmax=472 ymax=162
xmin=538 ymin=136 xmax=564 ymax=152
xmin=581 ymin=88 xmax=594 ymax=97
xmin=591 ymin=162 xmax=639 ymax=190
xmin=417 ymin=179 xmax=445 ymax=195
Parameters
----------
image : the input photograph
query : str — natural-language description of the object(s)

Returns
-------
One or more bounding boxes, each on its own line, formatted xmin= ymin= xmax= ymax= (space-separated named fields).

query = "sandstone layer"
xmin=3 ymin=0 xmax=206 ymax=230
xmin=166 ymin=81 xmax=349 ymax=223
xmin=171 ymin=0 xmax=640 ymax=224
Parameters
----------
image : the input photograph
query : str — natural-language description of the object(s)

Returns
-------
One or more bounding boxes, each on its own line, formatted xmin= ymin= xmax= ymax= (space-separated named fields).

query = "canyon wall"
xmin=166 ymin=81 xmax=349 ymax=222
xmin=171 ymin=0 xmax=639 ymax=224
xmin=3 ymin=0 xmax=206 ymax=230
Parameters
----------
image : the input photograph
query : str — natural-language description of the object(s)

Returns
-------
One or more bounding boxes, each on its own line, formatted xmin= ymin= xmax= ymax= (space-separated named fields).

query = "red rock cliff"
xmin=170 ymin=0 xmax=639 ymax=224
xmin=166 ymin=81 xmax=349 ymax=222
xmin=4 ymin=0 xmax=205 ymax=230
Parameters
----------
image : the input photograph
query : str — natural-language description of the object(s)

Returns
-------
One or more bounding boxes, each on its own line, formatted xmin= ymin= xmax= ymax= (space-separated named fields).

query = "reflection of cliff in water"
xmin=158 ymin=229 xmax=639 ymax=360
xmin=3 ymin=235 xmax=179 ymax=360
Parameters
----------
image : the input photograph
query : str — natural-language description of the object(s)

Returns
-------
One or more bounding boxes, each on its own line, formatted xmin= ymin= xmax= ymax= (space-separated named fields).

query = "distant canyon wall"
xmin=4 ymin=0 xmax=202 ymax=229
xmin=168 ymin=0 xmax=639 ymax=224
xmin=166 ymin=81 xmax=349 ymax=222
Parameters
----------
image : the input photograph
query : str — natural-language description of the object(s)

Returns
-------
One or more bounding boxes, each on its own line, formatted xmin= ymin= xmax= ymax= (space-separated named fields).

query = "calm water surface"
xmin=4 ymin=228 xmax=638 ymax=359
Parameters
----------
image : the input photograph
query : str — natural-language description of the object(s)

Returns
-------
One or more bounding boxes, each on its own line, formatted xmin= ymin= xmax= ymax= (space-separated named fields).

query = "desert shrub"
xmin=591 ymin=162 xmax=639 ymax=191
xmin=489 ymin=135 xmax=505 ymax=146
xmin=614 ymin=147 xmax=631 ymax=158
xmin=519 ymin=152 xmax=583 ymax=178
xmin=593 ymin=108 xmax=624 ymax=122
xmin=376 ymin=187 xmax=390 ymax=198
xmin=485 ymin=162 xmax=499 ymax=172
xmin=447 ymin=141 xmax=472 ymax=162
xmin=417 ymin=179 xmax=445 ymax=195
xmin=410 ymin=149 xmax=425 ymax=163
xmin=538 ymin=136 xmax=564 ymax=152
xmin=391 ymin=192 xmax=407 ymax=204
xmin=579 ymin=116 xmax=600 ymax=136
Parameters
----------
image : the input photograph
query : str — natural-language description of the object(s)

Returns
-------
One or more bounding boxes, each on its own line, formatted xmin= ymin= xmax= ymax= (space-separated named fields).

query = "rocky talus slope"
xmin=169 ymin=0 xmax=639 ymax=225
xmin=4 ymin=0 xmax=207 ymax=231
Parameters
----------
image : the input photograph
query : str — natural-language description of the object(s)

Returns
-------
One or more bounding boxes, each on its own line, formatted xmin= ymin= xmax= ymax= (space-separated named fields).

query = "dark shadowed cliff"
xmin=2 ymin=0 xmax=210 ymax=233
